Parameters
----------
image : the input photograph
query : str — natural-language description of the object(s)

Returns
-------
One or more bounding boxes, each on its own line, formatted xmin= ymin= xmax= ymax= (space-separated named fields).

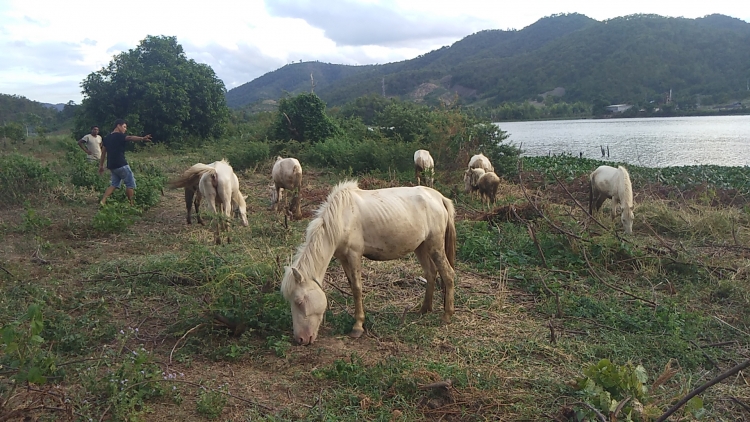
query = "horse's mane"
xmin=618 ymin=166 xmax=633 ymax=207
xmin=281 ymin=180 xmax=359 ymax=296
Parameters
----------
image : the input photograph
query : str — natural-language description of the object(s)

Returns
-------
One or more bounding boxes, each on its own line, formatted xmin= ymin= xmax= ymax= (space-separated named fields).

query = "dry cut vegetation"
xmin=1 ymin=140 xmax=750 ymax=421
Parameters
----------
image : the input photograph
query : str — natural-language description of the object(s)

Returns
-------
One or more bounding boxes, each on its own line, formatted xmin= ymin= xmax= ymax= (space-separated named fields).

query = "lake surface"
xmin=495 ymin=115 xmax=750 ymax=168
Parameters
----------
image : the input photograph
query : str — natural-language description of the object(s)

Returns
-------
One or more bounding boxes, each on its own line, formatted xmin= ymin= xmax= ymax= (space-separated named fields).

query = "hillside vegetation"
xmin=227 ymin=13 xmax=750 ymax=110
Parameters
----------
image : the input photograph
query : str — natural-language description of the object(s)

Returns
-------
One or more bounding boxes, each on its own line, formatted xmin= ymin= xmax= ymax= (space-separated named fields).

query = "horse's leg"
xmin=185 ymin=188 xmax=194 ymax=225
xmin=415 ymin=243 xmax=438 ymax=314
xmin=339 ymin=253 xmax=365 ymax=338
xmin=195 ymin=190 xmax=204 ymax=225
xmin=430 ymin=247 xmax=455 ymax=324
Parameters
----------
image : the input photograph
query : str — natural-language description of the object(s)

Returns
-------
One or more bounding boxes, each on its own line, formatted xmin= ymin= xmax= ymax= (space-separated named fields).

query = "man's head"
xmin=113 ymin=119 xmax=127 ymax=133
xmin=90 ymin=126 xmax=99 ymax=136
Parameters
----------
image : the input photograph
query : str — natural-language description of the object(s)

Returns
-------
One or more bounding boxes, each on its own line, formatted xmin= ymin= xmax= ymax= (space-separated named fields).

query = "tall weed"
xmin=0 ymin=153 xmax=58 ymax=207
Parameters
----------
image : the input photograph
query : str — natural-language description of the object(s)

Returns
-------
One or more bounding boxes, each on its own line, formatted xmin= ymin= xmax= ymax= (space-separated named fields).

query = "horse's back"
xmin=414 ymin=150 xmax=433 ymax=167
xmin=469 ymin=154 xmax=493 ymax=172
xmin=272 ymin=157 xmax=302 ymax=184
xmin=353 ymin=186 xmax=451 ymax=251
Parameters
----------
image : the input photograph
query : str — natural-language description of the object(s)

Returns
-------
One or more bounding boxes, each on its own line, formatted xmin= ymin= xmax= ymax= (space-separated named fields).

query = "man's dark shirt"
xmin=102 ymin=132 xmax=128 ymax=170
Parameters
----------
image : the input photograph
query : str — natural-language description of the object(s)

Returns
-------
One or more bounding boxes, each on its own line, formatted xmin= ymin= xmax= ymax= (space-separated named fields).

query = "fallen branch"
xmin=655 ymin=358 xmax=750 ymax=422
xmin=169 ymin=323 xmax=204 ymax=364
xmin=576 ymin=401 xmax=607 ymax=422
xmin=0 ymin=264 xmax=14 ymax=278
xmin=730 ymin=396 xmax=750 ymax=414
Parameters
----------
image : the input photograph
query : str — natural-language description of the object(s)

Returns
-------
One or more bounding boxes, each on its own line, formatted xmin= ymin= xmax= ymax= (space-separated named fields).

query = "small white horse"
xmin=281 ymin=181 xmax=456 ymax=345
xmin=414 ymin=149 xmax=434 ymax=188
xmin=463 ymin=167 xmax=485 ymax=197
xmin=468 ymin=153 xmax=494 ymax=173
xmin=169 ymin=160 xmax=248 ymax=244
xmin=476 ymin=171 xmax=501 ymax=210
xmin=270 ymin=156 xmax=303 ymax=219
xmin=589 ymin=165 xmax=634 ymax=234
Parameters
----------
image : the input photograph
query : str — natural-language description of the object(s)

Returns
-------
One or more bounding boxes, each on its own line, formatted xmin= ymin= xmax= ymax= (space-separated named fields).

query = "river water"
xmin=496 ymin=115 xmax=750 ymax=168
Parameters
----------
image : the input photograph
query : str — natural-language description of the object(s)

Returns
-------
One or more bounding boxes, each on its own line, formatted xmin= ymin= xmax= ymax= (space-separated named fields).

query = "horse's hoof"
xmin=419 ymin=305 xmax=432 ymax=314
xmin=349 ymin=328 xmax=364 ymax=339
xmin=441 ymin=315 xmax=452 ymax=325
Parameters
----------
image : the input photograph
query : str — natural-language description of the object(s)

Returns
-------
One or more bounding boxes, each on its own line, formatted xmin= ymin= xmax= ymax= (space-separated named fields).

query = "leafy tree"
xmin=75 ymin=35 xmax=229 ymax=144
xmin=2 ymin=122 xmax=26 ymax=143
xmin=375 ymin=100 xmax=431 ymax=143
xmin=271 ymin=93 xmax=339 ymax=143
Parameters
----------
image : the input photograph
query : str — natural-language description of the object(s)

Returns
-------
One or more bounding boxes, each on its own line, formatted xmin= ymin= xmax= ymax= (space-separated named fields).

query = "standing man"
xmin=98 ymin=119 xmax=152 ymax=206
xmin=78 ymin=126 xmax=102 ymax=162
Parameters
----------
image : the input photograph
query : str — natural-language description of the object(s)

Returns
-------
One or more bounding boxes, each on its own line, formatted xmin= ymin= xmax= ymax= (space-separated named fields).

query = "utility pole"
xmin=310 ymin=73 xmax=315 ymax=93
xmin=382 ymin=77 xmax=385 ymax=97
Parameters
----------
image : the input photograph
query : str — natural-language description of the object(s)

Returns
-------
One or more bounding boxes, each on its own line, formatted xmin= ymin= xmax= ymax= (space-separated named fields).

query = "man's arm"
xmin=98 ymin=146 xmax=107 ymax=174
xmin=77 ymin=137 xmax=90 ymax=154
xmin=125 ymin=134 xmax=152 ymax=142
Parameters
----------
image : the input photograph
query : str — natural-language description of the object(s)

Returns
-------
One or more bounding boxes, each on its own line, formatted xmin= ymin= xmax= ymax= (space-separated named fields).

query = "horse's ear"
xmin=291 ymin=267 xmax=304 ymax=284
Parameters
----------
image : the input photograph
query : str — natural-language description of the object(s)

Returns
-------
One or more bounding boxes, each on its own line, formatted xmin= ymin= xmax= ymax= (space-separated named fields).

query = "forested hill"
xmin=226 ymin=13 xmax=750 ymax=109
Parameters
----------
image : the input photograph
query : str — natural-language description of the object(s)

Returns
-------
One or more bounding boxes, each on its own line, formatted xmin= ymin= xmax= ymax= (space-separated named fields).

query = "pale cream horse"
xmin=589 ymin=165 xmax=634 ymax=234
xmin=270 ymin=156 xmax=303 ymax=219
xmin=465 ymin=154 xmax=494 ymax=197
xmin=281 ymin=181 xmax=457 ymax=345
xmin=476 ymin=171 xmax=501 ymax=211
xmin=463 ymin=167 xmax=485 ymax=197
xmin=169 ymin=160 xmax=248 ymax=244
xmin=413 ymin=149 xmax=434 ymax=187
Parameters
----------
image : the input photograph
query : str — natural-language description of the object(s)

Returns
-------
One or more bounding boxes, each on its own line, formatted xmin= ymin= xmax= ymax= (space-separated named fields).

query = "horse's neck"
xmin=295 ymin=220 xmax=338 ymax=284
xmin=615 ymin=170 xmax=633 ymax=207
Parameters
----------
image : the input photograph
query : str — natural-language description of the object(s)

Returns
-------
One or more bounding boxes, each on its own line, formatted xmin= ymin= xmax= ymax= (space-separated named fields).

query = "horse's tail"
xmin=292 ymin=162 xmax=303 ymax=189
xmin=442 ymin=196 xmax=456 ymax=270
xmin=168 ymin=163 xmax=215 ymax=189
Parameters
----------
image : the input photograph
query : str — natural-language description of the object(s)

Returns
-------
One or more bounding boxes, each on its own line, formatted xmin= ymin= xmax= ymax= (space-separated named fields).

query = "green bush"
xmin=0 ymin=153 xmax=58 ymax=207
xmin=65 ymin=145 xmax=108 ymax=191
xmin=217 ymin=139 xmax=270 ymax=171
xmin=302 ymin=136 xmax=414 ymax=174
xmin=92 ymin=203 xmax=139 ymax=233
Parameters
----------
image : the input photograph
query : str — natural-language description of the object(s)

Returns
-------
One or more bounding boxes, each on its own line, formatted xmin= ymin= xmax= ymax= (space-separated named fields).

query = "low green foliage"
xmin=196 ymin=384 xmax=228 ymax=419
xmin=0 ymin=153 xmax=58 ymax=207
xmin=19 ymin=201 xmax=51 ymax=234
xmin=0 ymin=304 xmax=57 ymax=386
xmin=93 ymin=202 xmax=139 ymax=233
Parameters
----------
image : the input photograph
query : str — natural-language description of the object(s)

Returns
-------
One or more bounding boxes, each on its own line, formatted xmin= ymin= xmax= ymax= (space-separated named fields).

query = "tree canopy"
xmin=76 ymin=35 xmax=229 ymax=143
xmin=271 ymin=93 xmax=339 ymax=143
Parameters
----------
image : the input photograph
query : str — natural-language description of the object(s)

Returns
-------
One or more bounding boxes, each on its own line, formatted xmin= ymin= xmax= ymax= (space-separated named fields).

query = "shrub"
xmin=0 ymin=153 xmax=58 ymax=208
xmin=302 ymin=136 xmax=414 ymax=174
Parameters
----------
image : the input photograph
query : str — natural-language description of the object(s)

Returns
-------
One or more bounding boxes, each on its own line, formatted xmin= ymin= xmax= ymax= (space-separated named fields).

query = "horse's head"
xmin=281 ymin=267 xmax=327 ymax=345
xmin=234 ymin=195 xmax=248 ymax=226
xmin=622 ymin=206 xmax=634 ymax=234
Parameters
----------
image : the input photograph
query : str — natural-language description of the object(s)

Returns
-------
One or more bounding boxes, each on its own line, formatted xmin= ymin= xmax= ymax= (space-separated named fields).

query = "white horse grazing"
xmin=169 ymin=161 xmax=217 ymax=225
xmin=589 ymin=165 xmax=634 ymax=234
xmin=270 ymin=156 xmax=303 ymax=219
xmin=468 ymin=153 xmax=494 ymax=173
xmin=281 ymin=181 xmax=456 ymax=345
xmin=463 ymin=167 xmax=485 ymax=197
xmin=413 ymin=149 xmax=435 ymax=187
xmin=169 ymin=160 xmax=248 ymax=244
xmin=476 ymin=171 xmax=501 ymax=210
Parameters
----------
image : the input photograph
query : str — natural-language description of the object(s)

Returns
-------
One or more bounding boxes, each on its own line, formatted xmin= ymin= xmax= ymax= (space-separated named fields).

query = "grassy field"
xmin=1 ymin=137 xmax=749 ymax=421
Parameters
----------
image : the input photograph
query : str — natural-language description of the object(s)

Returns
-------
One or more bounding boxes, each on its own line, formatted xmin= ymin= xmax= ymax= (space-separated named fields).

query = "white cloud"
xmin=0 ymin=0 xmax=747 ymax=103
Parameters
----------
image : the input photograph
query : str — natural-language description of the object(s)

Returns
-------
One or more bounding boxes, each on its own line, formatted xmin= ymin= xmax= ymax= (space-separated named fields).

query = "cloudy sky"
xmin=1 ymin=0 xmax=748 ymax=105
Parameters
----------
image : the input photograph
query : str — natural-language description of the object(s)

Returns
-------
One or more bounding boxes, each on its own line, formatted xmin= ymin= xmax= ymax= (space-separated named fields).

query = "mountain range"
xmin=225 ymin=13 xmax=750 ymax=109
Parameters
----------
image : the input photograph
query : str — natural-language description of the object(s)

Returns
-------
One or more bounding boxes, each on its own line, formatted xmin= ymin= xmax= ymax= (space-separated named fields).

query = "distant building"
xmin=605 ymin=104 xmax=633 ymax=113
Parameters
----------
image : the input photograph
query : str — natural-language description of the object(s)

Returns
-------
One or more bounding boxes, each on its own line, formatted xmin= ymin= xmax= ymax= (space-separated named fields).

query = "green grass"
xmin=1 ymin=136 xmax=749 ymax=421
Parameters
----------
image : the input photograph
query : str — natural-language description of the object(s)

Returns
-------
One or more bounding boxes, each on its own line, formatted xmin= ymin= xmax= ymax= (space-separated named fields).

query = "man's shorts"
xmin=110 ymin=165 xmax=136 ymax=189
